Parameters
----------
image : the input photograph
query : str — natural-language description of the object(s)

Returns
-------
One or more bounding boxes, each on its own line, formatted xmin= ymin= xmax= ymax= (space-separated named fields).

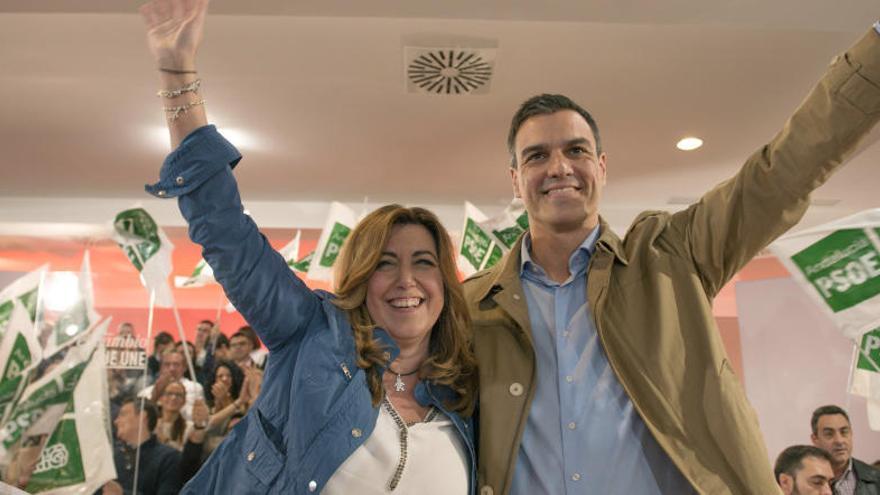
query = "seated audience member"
xmin=775 ymin=445 xmax=833 ymax=495
xmin=176 ymin=340 xmax=200 ymax=380
xmin=147 ymin=331 xmax=175 ymax=384
xmin=810 ymin=405 xmax=880 ymax=495
xmin=140 ymin=348 xmax=204 ymax=420
xmin=228 ymin=326 xmax=264 ymax=370
xmin=203 ymin=360 xmax=243 ymax=411
xmin=155 ymin=381 xmax=191 ymax=451
xmin=102 ymin=398 xmax=181 ymax=495
xmin=197 ymin=332 xmax=229 ymax=388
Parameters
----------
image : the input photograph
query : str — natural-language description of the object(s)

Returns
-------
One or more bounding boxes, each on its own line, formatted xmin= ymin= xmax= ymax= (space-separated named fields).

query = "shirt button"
xmin=565 ymin=375 xmax=574 ymax=383
xmin=175 ymin=176 xmax=185 ymax=185
xmin=246 ymin=451 xmax=255 ymax=462
xmin=480 ymin=486 xmax=494 ymax=495
xmin=567 ymin=422 xmax=576 ymax=430
xmin=351 ymin=428 xmax=363 ymax=438
xmin=572 ymin=473 xmax=581 ymax=481
xmin=308 ymin=480 xmax=317 ymax=492
xmin=509 ymin=382 xmax=524 ymax=397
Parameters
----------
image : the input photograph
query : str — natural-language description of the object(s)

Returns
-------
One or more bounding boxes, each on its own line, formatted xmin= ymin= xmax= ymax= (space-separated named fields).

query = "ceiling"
xmin=1 ymin=1 xmax=879 ymax=237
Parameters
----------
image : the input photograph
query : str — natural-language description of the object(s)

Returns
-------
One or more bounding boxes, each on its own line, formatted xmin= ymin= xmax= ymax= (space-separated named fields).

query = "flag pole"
xmin=133 ymin=288 xmax=156 ymax=495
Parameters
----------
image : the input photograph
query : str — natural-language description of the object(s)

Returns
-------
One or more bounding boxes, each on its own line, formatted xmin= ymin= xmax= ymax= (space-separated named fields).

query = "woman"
xmin=139 ymin=1 xmax=478 ymax=493
xmin=204 ymin=360 xmax=244 ymax=411
xmin=156 ymin=380 xmax=190 ymax=451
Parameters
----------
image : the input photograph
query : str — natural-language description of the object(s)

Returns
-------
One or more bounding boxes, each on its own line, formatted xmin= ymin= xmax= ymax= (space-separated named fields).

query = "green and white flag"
xmin=0 ymin=300 xmax=42 ymax=423
xmin=458 ymin=202 xmax=504 ymax=277
xmin=850 ymin=326 xmax=880 ymax=431
xmin=24 ymin=320 xmax=115 ymax=494
xmin=0 ymin=266 xmax=45 ymax=339
xmin=771 ymin=209 xmax=880 ymax=340
xmin=112 ymin=207 xmax=175 ymax=307
xmin=289 ymin=251 xmax=314 ymax=274
xmin=307 ymin=202 xmax=357 ymax=282
xmin=478 ymin=198 xmax=529 ymax=251
xmin=280 ymin=230 xmax=301 ymax=269
xmin=174 ymin=258 xmax=215 ymax=288
xmin=0 ymin=318 xmax=109 ymax=462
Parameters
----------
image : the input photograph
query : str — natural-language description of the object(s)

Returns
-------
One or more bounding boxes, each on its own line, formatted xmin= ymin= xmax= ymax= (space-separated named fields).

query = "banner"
xmin=458 ymin=202 xmax=503 ymax=277
xmin=770 ymin=209 xmax=880 ymax=340
xmin=112 ymin=207 xmax=175 ymax=307
xmin=307 ymin=202 xmax=358 ymax=282
xmin=24 ymin=326 xmax=116 ymax=494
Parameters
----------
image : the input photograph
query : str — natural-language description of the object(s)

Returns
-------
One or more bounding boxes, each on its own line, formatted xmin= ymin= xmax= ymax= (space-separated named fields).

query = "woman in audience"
xmin=203 ymin=359 xmax=243 ymax=411
xmin=155 ymin=380 xmax=190 ymax=451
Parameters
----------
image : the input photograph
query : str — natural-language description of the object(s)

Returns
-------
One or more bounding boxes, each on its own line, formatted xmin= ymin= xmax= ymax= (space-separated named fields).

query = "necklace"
xmin=387 ymin=365 xmax=419 ymax=392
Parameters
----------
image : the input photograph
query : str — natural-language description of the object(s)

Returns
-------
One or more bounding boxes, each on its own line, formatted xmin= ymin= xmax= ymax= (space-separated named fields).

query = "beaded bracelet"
xmin=165 ymin=99 xmax=206 ymax=122
xmin=157 ymin=78 xmax=201 ymax=99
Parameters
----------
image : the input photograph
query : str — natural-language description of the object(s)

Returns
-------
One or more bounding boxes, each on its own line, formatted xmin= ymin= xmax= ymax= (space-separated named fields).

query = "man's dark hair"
xmin=214 ymin=333 xmax=230 ymax=350
xmin=774 ymin=445 xmax=832 ymax=483
xmin=507 ymin=93 xmax=602 ymax=168
xmin=198 ymin=319 xmax=214 ymax=327
xmin=153 ymin=331 xmax=174 ymax=349
xmin=233 ymin=325 xmax=261 ymax=350
xmin=811 ymin=405 xmax=850 ymax=435
xmin=120 ymin=396 xmax=160 ymax=432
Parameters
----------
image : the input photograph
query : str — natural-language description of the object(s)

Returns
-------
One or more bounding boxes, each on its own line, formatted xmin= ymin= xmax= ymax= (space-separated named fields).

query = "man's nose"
xmin=547 ymin=151 xmax=573 ymax=177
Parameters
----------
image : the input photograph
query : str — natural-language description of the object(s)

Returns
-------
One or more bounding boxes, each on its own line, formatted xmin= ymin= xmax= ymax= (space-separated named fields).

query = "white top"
xmin=322 ymin=400 xmax=468 ymax=494
xmin=138 ymin=377 xmax=205 ymax=421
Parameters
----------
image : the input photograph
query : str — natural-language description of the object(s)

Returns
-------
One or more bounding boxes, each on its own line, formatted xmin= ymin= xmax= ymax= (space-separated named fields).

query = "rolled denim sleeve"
xmin=146 ymin=125 xmax=320 ymax=351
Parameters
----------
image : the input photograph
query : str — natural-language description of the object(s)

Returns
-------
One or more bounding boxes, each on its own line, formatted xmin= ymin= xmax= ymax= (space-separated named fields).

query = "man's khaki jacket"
xmin=464 ymin=28 xmax=880 ymax=495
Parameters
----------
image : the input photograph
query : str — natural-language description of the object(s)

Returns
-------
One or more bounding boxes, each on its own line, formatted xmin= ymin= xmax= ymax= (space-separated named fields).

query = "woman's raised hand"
xmin=139 ymin=0 xmax=209 ymax=70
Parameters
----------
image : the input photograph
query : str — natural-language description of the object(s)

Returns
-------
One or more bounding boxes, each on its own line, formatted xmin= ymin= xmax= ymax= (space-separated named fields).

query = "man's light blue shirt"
xmin=510 ymin=228 xmax=695 ymax=494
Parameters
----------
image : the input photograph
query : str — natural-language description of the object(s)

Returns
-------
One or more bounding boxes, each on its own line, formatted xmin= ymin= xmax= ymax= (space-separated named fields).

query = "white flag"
xmin=0 ymin=300 xmax=42 ymax=422
xmin=0 ymin=266 xmax=45 ymax=339
xmin=478 ymin=198 xmax=529 ymax=251
xmin=770 ymin=209 xmax=880 ymax=340
xmin=24 ymin=326 xmax=116 ymax=494
xmin=44 ymin=252 xmax=102 ymax=355
xmin=458 ymin=202 xmax=503 ymax=277
xmin=307 ymin=202 xmax=358 ymax=282
xmin=112 ymin=207 xmax=175 ymax=307
xmin=174 ymin=258 xmax=215 ymax=289
xmin=850 ymin=326 xmax=880 ymax=430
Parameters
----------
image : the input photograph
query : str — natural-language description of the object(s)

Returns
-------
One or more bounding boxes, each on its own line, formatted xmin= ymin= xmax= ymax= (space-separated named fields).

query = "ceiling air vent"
xmin=405 ymin=47 xmax=495 ymax=95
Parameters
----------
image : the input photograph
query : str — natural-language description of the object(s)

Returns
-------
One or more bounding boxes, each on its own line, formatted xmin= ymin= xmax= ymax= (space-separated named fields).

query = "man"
xmin=139 ymin=348 xmax=205 ymax=420
xmin=228 ymin=326 xmax=264 ymax=370
xmin=810 ymin=405 xmax=880 ymax=495
xmin=147 ymin=331 xmax=174 ymax=383
xmin=463 ymin=25 xmax=880 ymax=495
xmin=775 ymin=446 xmax=834 ymax=495
xmin=103 ymin=398 xmax=181 ymax=495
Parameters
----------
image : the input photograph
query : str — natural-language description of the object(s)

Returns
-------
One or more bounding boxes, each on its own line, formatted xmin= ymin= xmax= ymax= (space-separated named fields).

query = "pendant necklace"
xmin=389 ymin=365 xmax=420 ymax=392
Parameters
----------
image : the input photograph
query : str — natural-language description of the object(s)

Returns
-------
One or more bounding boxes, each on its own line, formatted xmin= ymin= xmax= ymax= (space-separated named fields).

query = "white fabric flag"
xmin=770 ymin=209 xmax=880 ymax=340
xmin=44 ymin=252 xmax=101 ymax=354
xmin=112 ymin=207 xmax=175 ymax=307
xmin=0 ymin=300 xmax=42 ymax=423
xmin=0 ymin=318 xmax=109 ymax=461
xmin=0 ymin=266 xmax=45 ymax=339
xmin=24 ymin=327 xmax=116 ymax=494
xmin=458 ymin=202 xmax=503 ymax=277
xmin=477 ymin=198 xmax=529 ymax=251
xmin=850 ymin=326 xmax=880 ymax=430
xmin=307 ymin=202 xmax=358 ymax=282
xmin=174 ymin=258 xmax=215 ymax=289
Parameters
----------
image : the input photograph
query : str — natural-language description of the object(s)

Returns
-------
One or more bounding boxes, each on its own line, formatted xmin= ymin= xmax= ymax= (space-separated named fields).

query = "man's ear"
xmin=598 ymin=152 xmax=608 ymax=185
xmin=509 ymin=166 xmax=521 ymax=198
xmin=778 ymin=472 xmax=794 ymax=493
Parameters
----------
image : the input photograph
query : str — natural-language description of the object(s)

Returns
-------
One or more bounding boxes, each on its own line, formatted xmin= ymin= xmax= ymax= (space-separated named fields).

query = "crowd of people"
xmin=104 ymin=321 xmax=265 ymax=494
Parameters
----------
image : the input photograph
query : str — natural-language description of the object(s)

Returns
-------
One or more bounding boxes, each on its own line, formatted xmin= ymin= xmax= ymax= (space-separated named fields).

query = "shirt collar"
xmin=519 ymin=226 xmax=602 ymax=281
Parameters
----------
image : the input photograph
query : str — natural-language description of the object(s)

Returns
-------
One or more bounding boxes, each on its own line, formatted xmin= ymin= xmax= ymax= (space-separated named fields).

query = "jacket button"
xmin=308 ymin=480 xmax=317 ymax=492
xmin=480 ymin=485 xmax=494 ymax=495
xmin=512 ymin=294 xmax=520 ymax=301
xmin=509 ymin=382 xmax=524 ymax=397
xmin=246 ymin=451 xmax=255 ymax=462
xmin=351 ymin=428 xmax=363 ymax=438
xmin=175 ymin=176 xmax=185 ymax=185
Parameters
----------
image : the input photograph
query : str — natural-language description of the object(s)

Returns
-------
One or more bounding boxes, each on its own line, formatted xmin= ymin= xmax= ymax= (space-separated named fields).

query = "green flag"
xmin=113 ymin=207 xmax=175 ymax=307
xmin=308 ymin=202 xmax=357 ymax=282
xmin=0 ymin=300 xmax=42 ymax=423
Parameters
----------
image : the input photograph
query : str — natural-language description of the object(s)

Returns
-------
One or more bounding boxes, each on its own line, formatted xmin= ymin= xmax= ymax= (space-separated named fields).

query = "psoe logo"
xmin=33 ymin=443 xmax=69 ymax=474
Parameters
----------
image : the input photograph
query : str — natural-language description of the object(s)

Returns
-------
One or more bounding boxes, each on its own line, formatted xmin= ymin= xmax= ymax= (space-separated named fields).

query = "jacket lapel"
xmin=472 ymin=234 xmax=534 ymax=345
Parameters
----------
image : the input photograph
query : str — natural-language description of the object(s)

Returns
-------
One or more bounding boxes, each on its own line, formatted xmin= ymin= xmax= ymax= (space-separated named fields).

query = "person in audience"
xmin=228 ymin=326 xmax=264 ymax=370
xmin=155 ymin=380 xmax=191 ymax=451
xmin=102 ymin=398 xmax=181 ymax=495
xmin=810 ymin=405 xmax=880 ymax=495
xmin=203 ymin=359 xmax=243 ymax=410
xmin=774 ymin=445 xmax=834 ymax=495
xmin=147 ymin=331 xmax=175 ymax=384
xmin=140 ymin=348 xmax=205 ymax=420
xmin=117 ymin=322 xmax=136 ymax=339
xmin=176 ymin=340 xmax=200 ymax=380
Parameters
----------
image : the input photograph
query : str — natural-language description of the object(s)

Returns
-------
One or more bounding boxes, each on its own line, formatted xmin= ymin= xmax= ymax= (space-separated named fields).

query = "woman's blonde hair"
xmin=333 ymin=205 xmax=477 ymax=415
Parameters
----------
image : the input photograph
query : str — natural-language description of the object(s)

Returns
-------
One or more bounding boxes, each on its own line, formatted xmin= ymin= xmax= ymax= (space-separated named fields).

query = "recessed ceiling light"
xmin=676 ymin=137 xmax=703 ymax=151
